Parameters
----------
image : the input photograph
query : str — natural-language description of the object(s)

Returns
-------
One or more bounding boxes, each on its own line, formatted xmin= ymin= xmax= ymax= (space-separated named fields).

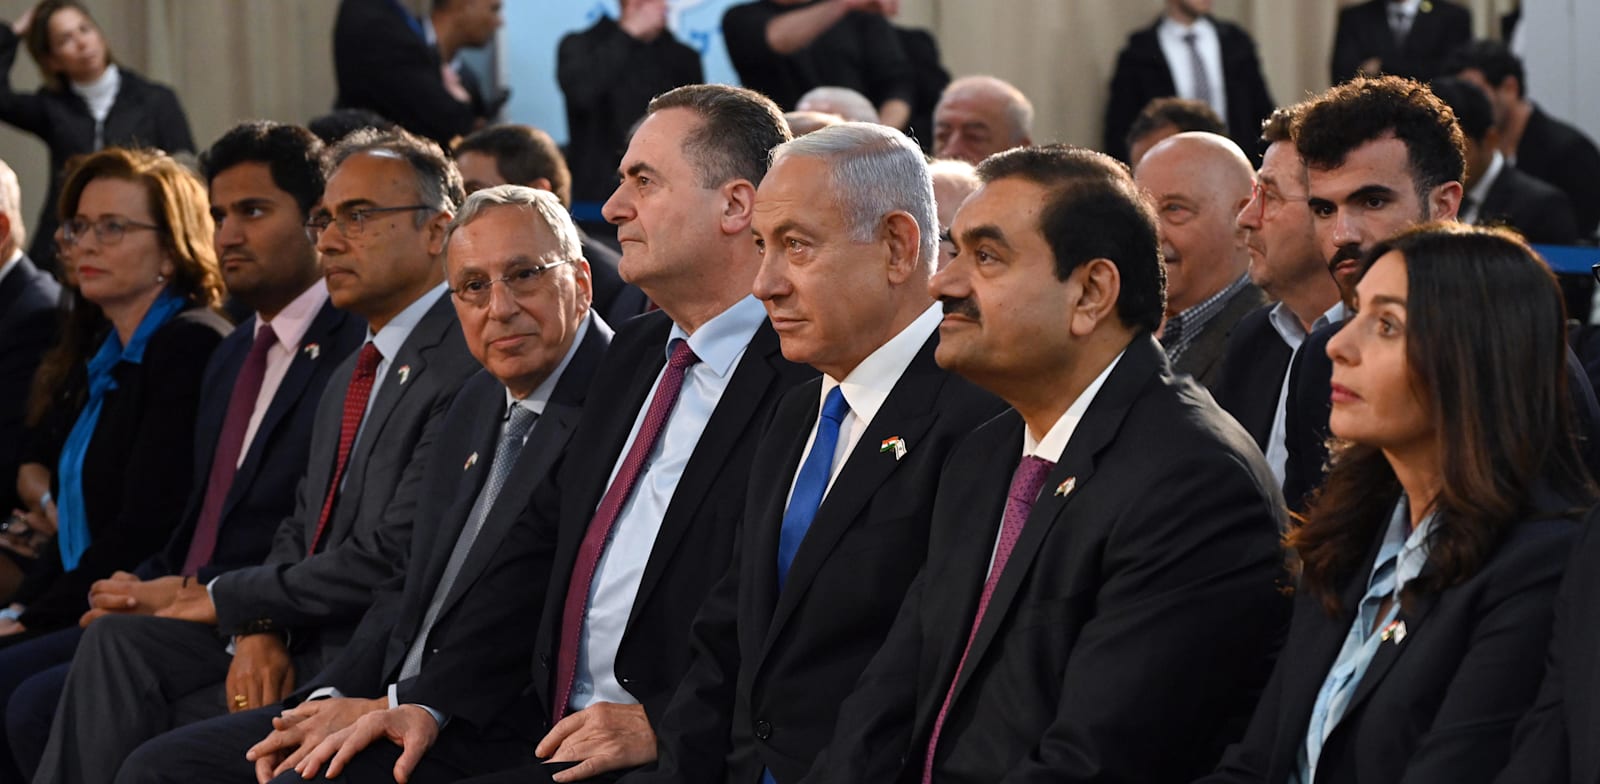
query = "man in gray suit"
xmin=32 ymin=128 xmax=482 ymax=784
xmin=1134 ymin=131 xmax=1265 ymax=392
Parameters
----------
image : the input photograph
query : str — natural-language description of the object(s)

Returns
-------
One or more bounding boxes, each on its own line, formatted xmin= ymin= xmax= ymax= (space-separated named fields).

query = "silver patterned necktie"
xmin=1183 ymin=32 xmax=1214 ymax=109
xmin=399 ymin=403 xmax=539 ymax=679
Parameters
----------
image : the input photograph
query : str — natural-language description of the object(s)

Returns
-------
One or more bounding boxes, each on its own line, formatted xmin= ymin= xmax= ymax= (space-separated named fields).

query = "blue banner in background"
xmin=501 ymin=0 xmax=745 ymax=148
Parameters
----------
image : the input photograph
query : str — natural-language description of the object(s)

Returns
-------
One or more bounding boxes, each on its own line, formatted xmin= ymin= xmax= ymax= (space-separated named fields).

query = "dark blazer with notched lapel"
xmin=0 ymin=254 xmax=59 ymax=514
xmin=1474 ymin=163 xmax=1580 ymax=245
xmin=1173 ymin=281 xmax=1268 ymax=394
xmin=636 ymin=333 xmax=1006 ymax=784
xmin=1204 ymin=487 xmax=1588 ymax=784
xmin=1215 ymin=304 xmax=1295 ymax=452
xmin=211 ymin=292 xmax=477 ymax=670
xmin=139 ymin=298 xmax=366 ymax=583
xmin=513 ymin=309 xmax=814 ymax=741
xmin=290 ymin=319 xmax=612 ymax=731
xmin=803 ymin=335 xmax=1289 ymax=784
xmin=1329 ymin=0 xmax=1471 ymax=84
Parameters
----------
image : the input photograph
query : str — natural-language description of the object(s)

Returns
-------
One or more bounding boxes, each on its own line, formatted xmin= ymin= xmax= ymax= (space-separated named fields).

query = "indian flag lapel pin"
xmin=1055 ymin=476 xmax=1077 ymax=497
xmin=464 ymin=452 xmax=478 ymax=471
xmin=398 ymin=365 xmax=412 ymax=384
xmin=880 ymin=436 xmax=907 ymax=460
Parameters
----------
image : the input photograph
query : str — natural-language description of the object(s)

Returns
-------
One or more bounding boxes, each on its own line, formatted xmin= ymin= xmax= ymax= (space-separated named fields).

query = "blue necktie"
xmin=776 ymin=386 xmax=850 ymax=590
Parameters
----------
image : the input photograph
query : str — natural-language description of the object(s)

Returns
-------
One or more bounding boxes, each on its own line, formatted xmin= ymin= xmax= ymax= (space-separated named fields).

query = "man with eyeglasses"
xmin=110 ymin=184 xmax=614 ymax=784
xmin=1214 ymin=105 xmax=1342 ymax=485
xmin=31 ymin=128 xmax=481 ymax=784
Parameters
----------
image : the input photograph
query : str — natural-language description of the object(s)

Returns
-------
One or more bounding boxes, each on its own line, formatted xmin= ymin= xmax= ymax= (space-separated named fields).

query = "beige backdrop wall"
xmin=0 ymin=0 xmax=1516 ymax=250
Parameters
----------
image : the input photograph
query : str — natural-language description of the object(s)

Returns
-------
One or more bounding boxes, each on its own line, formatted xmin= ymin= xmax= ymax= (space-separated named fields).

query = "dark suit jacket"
xmin=137 ymin=299 xmax=366 ymax=583
xmin=1330 ymin=0 xmax=1471 ymax=84
xmin=1215 ymin=304 xmax=1295 ymax=452
xmin=0 ymin=255 xmax=60 ymax=513
xmin=211 ymin=292 xmax=477 ymax=670
xmin=332 ymin=0 xmax=478 ymax=146
xmin=514 ymin=310 xmax=814 ymax=741
xmin=1517 ymin=105 xmax=1600 ymax=239
xmin=1475 ymin=163 xmax=1580 ymax=245
xmin=15 ymin=308 xmax=231 ymax=630
xmin=1103 ymin=16 xmax=1276 ymax=162
xmin=637 ymin=333 xmax=1005 ymax=784
xmin=1204 ymin=488 xmax=1587 ymax=784
xmin=1173 ymin=282 xmax=1269 ymax=394
xmin=1497 ymin=504 xmax=1600 ymax=784
xmin=803 ymin=335 xmax=1289 ymax=784
xmin=1282 ymin=322 xmax=1600 ymax=514
xmin=581 ymin=233 xmax=648 ymax=328
xmin=292 ymin=320 xmax=613 ymax=732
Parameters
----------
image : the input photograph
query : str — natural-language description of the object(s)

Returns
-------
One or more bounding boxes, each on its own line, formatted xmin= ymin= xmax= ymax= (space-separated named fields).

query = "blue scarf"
xmin=55 ymin=289 xmax=188 ymax=571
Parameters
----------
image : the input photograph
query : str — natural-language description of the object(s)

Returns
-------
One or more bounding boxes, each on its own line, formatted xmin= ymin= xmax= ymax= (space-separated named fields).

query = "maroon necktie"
xmin=180 ymin=324 xmax=277 ymax=576
xmin=921 ymin=455 xmax=1055 ymax=782
xmin=308 ymin=342 xmax=382 ymax=555
xmin=551 ymin=339 xmax=700 ymax=721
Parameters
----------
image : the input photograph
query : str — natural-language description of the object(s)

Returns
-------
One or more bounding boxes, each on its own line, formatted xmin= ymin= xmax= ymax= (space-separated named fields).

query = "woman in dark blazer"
xmin=1200 ymin=224 xmax=1595 ymax=784
xmin=0 ymin=146 xmax=227 ymax=645
xmin=0 ymin=0 xmax=194 ymax=266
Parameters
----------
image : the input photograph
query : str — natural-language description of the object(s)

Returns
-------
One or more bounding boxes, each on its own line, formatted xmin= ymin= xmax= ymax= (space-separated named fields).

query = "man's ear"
xmin=1427 ymin=180 xmax=1464 ymax=222
xmin=719 ymin=179 xmax=757 ymax=236
xmin=881 ymin=211 xmax=922 ymax=285
xmin=1068 ymin=258 xmax=1122 ymax=337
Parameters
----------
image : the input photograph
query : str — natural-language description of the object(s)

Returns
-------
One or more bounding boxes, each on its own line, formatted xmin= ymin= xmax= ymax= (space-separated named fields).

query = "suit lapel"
xmin=747 ymin=383 xmax=819 ymax=630
xmin=948 ymin=338 xmax=1163 ymax=707
xmin=761 ymin=338 xmax=946 ymax=655
xmin=626 ymin=321 xmax=783 ymax=634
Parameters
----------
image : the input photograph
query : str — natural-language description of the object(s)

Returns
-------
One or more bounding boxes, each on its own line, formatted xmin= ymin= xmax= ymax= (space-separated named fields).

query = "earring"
xmin=156 ymin=273 xmax=167 ymax=284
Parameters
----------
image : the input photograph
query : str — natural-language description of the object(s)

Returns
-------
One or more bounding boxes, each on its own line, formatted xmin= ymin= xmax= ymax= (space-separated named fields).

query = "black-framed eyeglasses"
xmin=449 ymin=259 xmax=577 ymax=307
xmin=304 ymin=204 xmax=434 ymax=242
xmin=61 ymin=215 xmax=162 ymax=246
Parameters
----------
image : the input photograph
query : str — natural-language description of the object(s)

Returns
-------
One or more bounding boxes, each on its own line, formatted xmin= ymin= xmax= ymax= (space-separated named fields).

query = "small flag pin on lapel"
xmin=1055 ymin=476 xmax=1077 ymax=497
xmin=1381 ymin=619 xmax=1407 ymax=644
xmin=464 ymin=452 xmax=478 ymax=470
xmin=303 ymin=343 xmax=320 ymax=360
xmin=879 ymin=436 xmax=907 ymax=461
xmin=398 ymin=365 xmax=412 ymax=384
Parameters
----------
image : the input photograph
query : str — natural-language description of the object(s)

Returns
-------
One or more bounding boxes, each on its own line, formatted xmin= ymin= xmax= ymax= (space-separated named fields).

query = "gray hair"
xmin=770 ymin=122 xmax=938 ymax=269
xmin=443 ymin=184 xmax=584 ymax=271
xmin=0 ymin=159 xmax=22 ymax=247
xmin=796 ymin=86 xmax=878 ymax=123
xmin=939 ymin=75 xmax=1035 ymax=142
xmin=331 ymin=128 xmax=464 ymax=225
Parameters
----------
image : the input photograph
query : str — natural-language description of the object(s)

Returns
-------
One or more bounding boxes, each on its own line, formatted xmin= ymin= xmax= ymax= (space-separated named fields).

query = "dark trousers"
xmin=0 ymin=626 xmax=81 ymax=782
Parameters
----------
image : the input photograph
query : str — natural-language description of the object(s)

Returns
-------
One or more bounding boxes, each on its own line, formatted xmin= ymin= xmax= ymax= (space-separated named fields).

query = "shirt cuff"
xmin=387 ymin=682 xmax=448 ymax=729
xmin=308 ymin=686 xmax=345 ymax=701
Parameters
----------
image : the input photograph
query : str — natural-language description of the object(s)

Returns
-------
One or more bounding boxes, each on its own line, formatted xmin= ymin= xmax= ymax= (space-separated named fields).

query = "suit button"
xmin=755 ymin=720 xmax=772 ymax=740
xmin=538 ymin=653 xmax=550 ymax=666
xmin=619 ymin=676 xmax=632 ymax=686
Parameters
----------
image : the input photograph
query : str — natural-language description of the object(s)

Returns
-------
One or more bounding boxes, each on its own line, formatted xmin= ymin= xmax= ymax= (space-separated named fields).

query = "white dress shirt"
xmin=1459 ymin=150 xmax=1505 ymax=226
xmin=570 ymin=295 xmax=768 ymax=711
xmin=1157 ymin=14 xmax=1228 ymax=127
xmin=1264 ymin=301 xmax=1347 ymax=486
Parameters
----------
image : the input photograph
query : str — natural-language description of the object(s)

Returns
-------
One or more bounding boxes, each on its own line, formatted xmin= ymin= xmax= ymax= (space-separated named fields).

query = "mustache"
xmin=1328 ymin=244 xmax=1365 ymax=270
xmin=940 ymin=296 xmax=980 ymax=321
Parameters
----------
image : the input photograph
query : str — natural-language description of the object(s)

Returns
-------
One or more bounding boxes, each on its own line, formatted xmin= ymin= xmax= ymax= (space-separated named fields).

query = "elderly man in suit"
xmin=1216 ymin=106 xmax=1343 ymax=485
xmin=30 ymin=128 xmax=481 ymax=784
xmin=1134 ymin=131 xmax=1265 ymax=393
xmin=1104 ymin=0 xmax=1275 ymax=163
xmin=267 ymin=83 xmax=815 ymax=784
xmin=110 ymin=184 xmax=614 ymax=784
xmin=604 ymin=122 xmax=1004 ymax=784
xmin=0 ymin=158 xmax=59 ymax=518
xmin=800 ymin=144 xmax=1287 ymax=783
xmin=0 ymin=122 xmax=369 ymax=783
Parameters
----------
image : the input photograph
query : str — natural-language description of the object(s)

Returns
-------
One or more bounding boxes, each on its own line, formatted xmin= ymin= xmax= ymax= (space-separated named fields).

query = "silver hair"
xmin=443 ymin=184 xmax=584 ymax=272
xmin=0 ymin=159 xmax=22 ymax=247
xmin=940 ymin=75 xmax=1035 ymax=142
xmin=796 ymin=86 xmax=879 ymax=123
xmin=769 ymin=122 xmax=938 ymax=269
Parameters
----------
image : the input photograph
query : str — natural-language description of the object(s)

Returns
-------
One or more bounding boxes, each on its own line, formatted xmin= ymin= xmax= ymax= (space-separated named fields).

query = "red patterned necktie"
xmin=181 ymin=324 xmax=278 ymax=576
xmin=550 ymin=339 xmax=700 ymax=720
xmin=308 ymin=342 xmax=382 ymax=554
xmin=921 ymin=455 xmax=1055 ymax=782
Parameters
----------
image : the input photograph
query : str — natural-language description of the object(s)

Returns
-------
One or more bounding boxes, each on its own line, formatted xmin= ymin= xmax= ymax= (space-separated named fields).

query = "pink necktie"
xmin=922 ymin=455 xmax=1055 ymax=782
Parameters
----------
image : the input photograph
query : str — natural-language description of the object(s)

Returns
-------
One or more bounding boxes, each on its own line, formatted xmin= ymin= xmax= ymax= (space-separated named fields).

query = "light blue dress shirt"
xmin=1297 ymin=495 xmax=1435 ymax=783
xmin=569 ymin=295 xmax=768 ymax=712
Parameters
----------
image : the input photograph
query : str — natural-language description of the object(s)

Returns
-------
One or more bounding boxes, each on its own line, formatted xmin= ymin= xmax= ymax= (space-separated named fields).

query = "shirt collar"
xmin=504 ymin=313 xmax=593 ymax=416
xmin=369 ymin=282 xmax=448 ymax=362
xmin=1389 ymin=0 xmax=1423 ymax=17
xmin=823 ymin=303 xmax=941 ymax=428
xmin=0 ymin=248 xmax=22 ymax=288
xmin=257 ymin=280 xmax=329 ymax=350
xmin=1267 ymin=301 xmax=1310 ymax=351
xmin=1377 ymin=494 xmax=1436 ymax=591
xmin=1024 ymin=349 xmax=1127 ymax=462
xmin=1319 ymin=300 xmax=1349 ymax=329
xmin=1467 ymin=150 xmax=1505 ymax=210
xmin=667 ymin=295 xmax=767 ymax=378
xmin=1158 ymin=12 xmax=1215 ymax=38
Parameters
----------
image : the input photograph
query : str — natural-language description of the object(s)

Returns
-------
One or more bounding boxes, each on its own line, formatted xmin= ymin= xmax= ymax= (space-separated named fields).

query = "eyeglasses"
xmin=304 ymin=204 xmax=435 ymax=242
xmin=61 ymin=215 xmax=162 ymax=246
xmin=1248 ymin=181 xmax=1307 ymax=224
xmin=449 ymin=259 xmax=576 ymax=307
